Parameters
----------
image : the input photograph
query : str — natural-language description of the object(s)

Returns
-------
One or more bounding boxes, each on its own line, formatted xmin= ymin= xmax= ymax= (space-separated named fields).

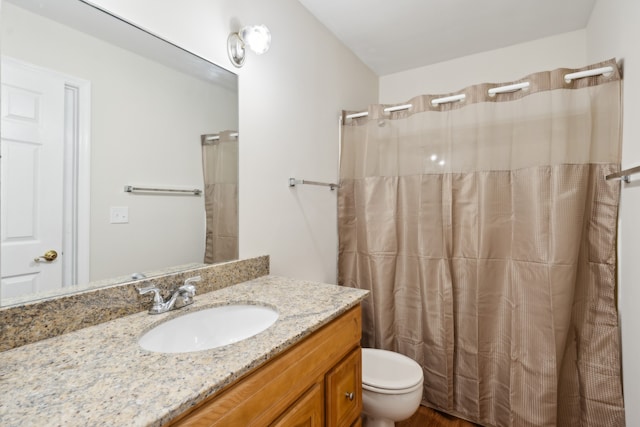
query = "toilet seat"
xmin=362 ymin=379 xmax=423 ymax=395
xmin=362 ymin=348 xmax=423 ymax=395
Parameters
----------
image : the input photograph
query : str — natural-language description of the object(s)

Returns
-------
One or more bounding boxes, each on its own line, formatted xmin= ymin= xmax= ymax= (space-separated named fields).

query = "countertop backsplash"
xmin=0 ymin=256 xmax=269 ymax=351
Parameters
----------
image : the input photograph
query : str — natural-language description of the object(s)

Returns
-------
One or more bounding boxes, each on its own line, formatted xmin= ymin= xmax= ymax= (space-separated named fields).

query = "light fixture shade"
xmin=227 ymin=24 xmax=271 ymax=68
xmin=240 ymin=24 xmax=271 ymax=55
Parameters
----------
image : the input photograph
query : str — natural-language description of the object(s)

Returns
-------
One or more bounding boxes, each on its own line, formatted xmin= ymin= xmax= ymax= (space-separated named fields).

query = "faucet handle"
xmin=174 ymin=277 xmax=199 ymax=309
xmin=180 ymin=276 xmax=200 ymax=294
xmin=138 ymin=286 xmax=166 ymax=314
xmin=184 ymin=276 xmax=201 ymax=287
xmin=138 ymin=286 xmax=163 ymax=303
xmin=179 ymin=284 xmax=196 ymax=295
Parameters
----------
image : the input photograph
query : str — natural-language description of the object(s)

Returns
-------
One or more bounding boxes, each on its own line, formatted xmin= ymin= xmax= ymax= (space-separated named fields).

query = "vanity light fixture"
xmin=227 ymin=24 xmax=271 ymax=68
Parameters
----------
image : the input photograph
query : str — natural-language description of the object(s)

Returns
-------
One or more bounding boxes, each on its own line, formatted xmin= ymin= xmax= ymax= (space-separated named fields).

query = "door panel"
xmin=1 ymin=58 xmax=65 ymax=298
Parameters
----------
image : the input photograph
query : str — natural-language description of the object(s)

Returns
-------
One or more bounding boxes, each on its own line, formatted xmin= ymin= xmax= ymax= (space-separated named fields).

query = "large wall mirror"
xmin=0 ymin=0 xmax=239 ymax=306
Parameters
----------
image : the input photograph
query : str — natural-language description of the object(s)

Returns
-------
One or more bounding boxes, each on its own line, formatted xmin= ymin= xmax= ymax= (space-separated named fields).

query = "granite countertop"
xmin=0 ymin=276 xmax=368 ymax=427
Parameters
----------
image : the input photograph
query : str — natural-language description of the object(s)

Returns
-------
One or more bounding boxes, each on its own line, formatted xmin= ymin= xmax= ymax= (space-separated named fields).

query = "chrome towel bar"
xmin=289 ymin=178 xmax=339 ymax=191
xmin=124 ymin=185 xmax=202 ymax=195
xmin=605 ymin=165 xmax=640 ymax=184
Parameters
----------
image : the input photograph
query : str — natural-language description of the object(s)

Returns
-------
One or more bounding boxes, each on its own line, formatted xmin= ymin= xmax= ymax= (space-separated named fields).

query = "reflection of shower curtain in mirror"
xmin=338 ymin=59 xmax=625 ymax=426
xmin=201 ymin=131 xmax=238 ymax=263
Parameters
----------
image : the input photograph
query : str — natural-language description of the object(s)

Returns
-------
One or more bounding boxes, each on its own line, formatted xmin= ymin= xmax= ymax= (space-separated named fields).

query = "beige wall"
xmin=379 ymin=29 xmax=587 ymax=103
xmin=587 ymin=0 xmax=640 ymax=422
xmin=87 ymin=0 xmax=379 ymax=283
xmin=1 ymin=3 xmax=238 ymax=281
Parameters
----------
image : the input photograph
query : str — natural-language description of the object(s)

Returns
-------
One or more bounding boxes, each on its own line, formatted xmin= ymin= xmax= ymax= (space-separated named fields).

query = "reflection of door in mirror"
xmin=1 ymin=57 xmax=90 ymax=299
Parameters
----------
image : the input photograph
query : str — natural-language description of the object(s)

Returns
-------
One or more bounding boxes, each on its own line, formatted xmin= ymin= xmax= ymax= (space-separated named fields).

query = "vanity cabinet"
xmin=271 ymin=382 xmax=324 ymax=426
xmin=167 ymin=305 xmax=362 ymax=427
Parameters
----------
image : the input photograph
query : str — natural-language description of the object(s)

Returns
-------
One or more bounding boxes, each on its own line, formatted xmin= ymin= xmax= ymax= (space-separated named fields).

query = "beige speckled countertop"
xmin=0 ymin=276 xmax=368 ymax=427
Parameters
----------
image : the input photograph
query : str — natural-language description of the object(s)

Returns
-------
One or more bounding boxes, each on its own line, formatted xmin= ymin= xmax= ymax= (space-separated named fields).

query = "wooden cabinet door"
xmin=326 ymin=348 xmax=362 ymax=426
xmin=271 ymin=382 xmax=324 ymax=427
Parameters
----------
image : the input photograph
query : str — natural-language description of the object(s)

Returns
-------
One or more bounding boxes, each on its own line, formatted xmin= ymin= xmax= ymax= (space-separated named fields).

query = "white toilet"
xmin=361 ymin=348 xmax=424 ymax=427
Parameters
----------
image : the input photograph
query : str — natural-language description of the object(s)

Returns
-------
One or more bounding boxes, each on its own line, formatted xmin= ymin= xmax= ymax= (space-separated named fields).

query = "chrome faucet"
xmin=138 ymin=276 xmax=201 ymax=314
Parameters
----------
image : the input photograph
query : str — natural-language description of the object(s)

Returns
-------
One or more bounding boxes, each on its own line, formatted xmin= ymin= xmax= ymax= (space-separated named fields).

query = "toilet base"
xmin=362 ymin=385 xmax=422 ymax=426
xmin=362 ymin=414 xmax=395 ymax=427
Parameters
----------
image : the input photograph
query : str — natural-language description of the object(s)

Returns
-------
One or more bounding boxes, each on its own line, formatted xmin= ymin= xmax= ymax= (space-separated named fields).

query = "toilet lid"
xmin=362 ymin=348 xmax=423 ymax=390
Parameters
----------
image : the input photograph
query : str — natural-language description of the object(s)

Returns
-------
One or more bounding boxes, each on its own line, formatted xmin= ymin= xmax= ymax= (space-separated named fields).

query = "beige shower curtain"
xmin=338 ymin=59 xmax=625 ymax=426
xmin=202 ymin=130 xmax=238 ymax=263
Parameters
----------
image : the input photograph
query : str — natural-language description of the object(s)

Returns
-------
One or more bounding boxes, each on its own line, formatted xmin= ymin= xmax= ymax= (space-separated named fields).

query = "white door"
xmin=1 ymin=58 xmax=66 ymax=299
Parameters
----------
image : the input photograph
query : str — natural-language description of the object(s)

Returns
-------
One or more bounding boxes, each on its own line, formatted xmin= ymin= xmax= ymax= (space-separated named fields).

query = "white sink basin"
xmin=138 ymin=304 xmax=279 ymax=353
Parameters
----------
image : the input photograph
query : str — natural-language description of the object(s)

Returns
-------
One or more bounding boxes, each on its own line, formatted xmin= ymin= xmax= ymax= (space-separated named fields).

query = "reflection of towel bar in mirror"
xmin=605 ymin=165 xmax=640 ymax=184
xmin=124 ymin=185 xmax=202 ymax=195
xmin=202 ymin=132 xmax=239 ymax=144
xmin=289 ymin=178 xmax=339 ymax=191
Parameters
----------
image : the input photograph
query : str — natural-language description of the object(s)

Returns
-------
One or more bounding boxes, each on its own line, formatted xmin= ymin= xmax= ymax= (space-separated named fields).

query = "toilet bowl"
xmin=361 ymin=348 xmax=424 ymax=427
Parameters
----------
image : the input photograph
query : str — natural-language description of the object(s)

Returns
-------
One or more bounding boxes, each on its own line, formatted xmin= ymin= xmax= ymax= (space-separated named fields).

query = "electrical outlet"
xmin=110 ymin=206 xmax=129 ymax=224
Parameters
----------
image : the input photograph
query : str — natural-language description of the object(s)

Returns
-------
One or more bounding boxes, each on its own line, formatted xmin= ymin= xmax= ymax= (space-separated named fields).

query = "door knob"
xmin=34 ymin=250 xmax=58 ymax=263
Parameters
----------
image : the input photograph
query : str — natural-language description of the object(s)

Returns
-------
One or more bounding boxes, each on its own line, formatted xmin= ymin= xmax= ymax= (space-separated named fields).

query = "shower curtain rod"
xmin=345 ymin=66 xmax=614 ymax=119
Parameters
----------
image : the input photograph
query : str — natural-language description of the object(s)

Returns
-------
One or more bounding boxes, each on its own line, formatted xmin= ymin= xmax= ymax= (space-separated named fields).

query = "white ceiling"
xmin=297 ymin=0 xmax=597 ymax=76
